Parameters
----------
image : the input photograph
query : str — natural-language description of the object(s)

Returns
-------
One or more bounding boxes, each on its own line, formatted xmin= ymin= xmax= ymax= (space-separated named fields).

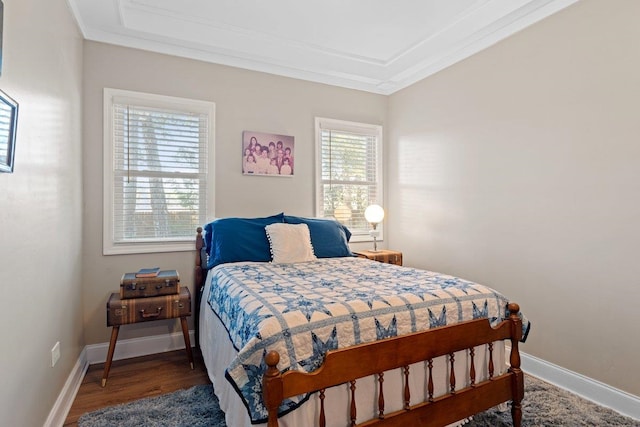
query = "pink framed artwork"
xmin=242 ymin=131 xmax=294 ymax=177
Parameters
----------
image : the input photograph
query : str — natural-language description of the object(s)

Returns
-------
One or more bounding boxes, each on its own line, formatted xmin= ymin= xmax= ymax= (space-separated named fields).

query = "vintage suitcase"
xmin=107 ymin=287 xmax=191 ymax=326
xmin=120 ymin=270 xmax=180 ymax=299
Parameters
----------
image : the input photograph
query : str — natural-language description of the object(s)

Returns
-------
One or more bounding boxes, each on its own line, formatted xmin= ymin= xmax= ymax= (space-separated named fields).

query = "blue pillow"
xmin=203 ymin=222 xmax=215 ymax=256
xmin=205 ymin=213 xmax=284 ymax=269
xmin=283 ymin=215 xmax=353 ymax=258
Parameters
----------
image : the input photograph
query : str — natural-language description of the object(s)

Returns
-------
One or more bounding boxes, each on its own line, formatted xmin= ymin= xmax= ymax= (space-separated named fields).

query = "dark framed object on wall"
xmin=0 ymin=89 xmax=18 ymax=173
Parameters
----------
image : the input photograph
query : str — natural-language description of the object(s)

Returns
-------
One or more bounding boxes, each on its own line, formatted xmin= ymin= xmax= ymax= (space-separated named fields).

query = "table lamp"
xmin=364 ymin=204 xmax=384 ymax=252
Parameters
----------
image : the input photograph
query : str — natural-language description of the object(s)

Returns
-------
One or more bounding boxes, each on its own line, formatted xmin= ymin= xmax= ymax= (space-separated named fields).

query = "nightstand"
xmin=354 ymin=249 xmax=403 ymax=266
xmin=102 ymin=287 xmax=194 ymax=386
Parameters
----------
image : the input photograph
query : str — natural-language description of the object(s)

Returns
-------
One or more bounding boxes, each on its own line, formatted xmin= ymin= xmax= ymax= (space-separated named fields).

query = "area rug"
xmin=78 ymin=375 xmax=639 ymax=427
xmin=77 ymin=385 xmax=224 ymax=427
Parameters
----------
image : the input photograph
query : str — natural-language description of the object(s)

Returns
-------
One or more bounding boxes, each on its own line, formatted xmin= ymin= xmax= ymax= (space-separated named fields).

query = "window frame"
xmin=103 ymin=88 xmax=215 ymax=255
xmin=314 ymin=117 xmax=384 ymax=243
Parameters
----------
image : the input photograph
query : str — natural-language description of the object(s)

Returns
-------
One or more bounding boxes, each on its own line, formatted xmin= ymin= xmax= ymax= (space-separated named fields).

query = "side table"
xmin=354 ymin=249 xmax=403 ymax=266
xmin=102 ymin=287 xmax=194 ymax=386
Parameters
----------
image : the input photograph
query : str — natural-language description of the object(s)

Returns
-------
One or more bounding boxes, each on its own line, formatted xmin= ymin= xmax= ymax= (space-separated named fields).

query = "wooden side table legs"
xmin=180 ymin=316 xmax=195 ymax=369
xmin=101 ymin=316 xmax=194 ymax=387
xmin=101 ymin=325 xmax=120 ymax=387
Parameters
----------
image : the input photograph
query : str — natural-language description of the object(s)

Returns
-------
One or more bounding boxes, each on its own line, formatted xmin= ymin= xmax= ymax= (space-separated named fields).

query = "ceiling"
xmin=67 ymin=0 xmax=577 ymax=95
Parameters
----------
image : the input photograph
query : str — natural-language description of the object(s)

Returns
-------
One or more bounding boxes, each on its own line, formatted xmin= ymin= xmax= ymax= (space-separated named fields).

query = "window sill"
xmin=103 ymin=240 xmax=195 ymax=255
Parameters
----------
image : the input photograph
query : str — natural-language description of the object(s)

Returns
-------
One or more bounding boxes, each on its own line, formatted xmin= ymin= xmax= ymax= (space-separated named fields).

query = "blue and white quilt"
xmin=206 ymin=257 xmax=530 ymax=423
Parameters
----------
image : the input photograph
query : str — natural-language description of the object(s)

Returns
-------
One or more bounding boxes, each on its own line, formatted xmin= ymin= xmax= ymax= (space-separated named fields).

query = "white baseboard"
xmin=44 ymin=347 xmax=89 ymax=427
xmin=520 ymin=350 xmax=640 ymax=421
xmin=50 ymin=336 xmax=639 ymax=426
xmin=47 ymin=330 xmax=196 ymax=427
xmin=85 ymin=329 xmax=196 ymax=364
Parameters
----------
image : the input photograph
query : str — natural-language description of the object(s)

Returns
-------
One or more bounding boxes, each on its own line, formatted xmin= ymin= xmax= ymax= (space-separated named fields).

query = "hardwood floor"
xmin=64 ymin=349 xmax=211 ymax=426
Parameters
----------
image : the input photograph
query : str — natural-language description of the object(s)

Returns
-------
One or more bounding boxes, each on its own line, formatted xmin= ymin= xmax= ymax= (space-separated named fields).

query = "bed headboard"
xmin=194 ymin=226 xmax=207 ymax=347
xmin=194 ymin=226 xmax=207 ymax=295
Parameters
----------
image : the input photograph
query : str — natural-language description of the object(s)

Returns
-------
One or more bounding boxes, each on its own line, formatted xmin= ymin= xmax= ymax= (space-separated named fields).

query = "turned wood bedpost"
xmin=507 ymin=303 xmax=524 ymax=427
xmin=194 ymin=227 xmax=205 ymax=347
xmin=264 ymin=351 xmax=284 ymax=427
xmin=195 ymin=227 xmax=204 ymax=293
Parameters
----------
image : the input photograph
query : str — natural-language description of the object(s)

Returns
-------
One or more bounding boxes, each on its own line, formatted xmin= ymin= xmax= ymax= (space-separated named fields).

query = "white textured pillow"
xmin=265 ymin=223 xmax=317 ymax=264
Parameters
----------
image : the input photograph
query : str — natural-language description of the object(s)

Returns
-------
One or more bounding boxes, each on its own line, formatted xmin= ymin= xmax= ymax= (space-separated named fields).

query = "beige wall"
xmin=0 ymin=0 xmax=84 ymax=426
xmin=82 ymin=41 xmax=387 ymax=344
xmin=3 ymin=1 xmax=636 ymax=424
xmin=388 ymin=0 xmax=640 ymax=396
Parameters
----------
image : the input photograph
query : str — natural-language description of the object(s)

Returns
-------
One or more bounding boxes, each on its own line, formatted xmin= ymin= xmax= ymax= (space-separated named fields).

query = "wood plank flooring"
xmin=64 ymin=349 xmax=211 ymax=426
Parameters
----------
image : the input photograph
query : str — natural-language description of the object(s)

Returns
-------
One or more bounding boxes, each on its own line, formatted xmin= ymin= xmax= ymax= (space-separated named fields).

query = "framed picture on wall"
xmin=242 ymin=130 xmax=295 ymax=176
xmin=0 ymin=89 xmax=18 ymax=173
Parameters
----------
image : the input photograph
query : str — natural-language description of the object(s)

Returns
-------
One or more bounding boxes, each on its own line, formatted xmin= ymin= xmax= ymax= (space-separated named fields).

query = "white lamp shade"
xmin=364 ymin=204 xmax=385 ymax=224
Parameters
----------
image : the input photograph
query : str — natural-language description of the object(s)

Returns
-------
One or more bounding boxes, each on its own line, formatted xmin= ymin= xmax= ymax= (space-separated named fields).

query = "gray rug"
xmin=78 ymin=375 xmax=639 ymax=427
xmin=467 ymin=375 xmax=639 ymax=427
xmin=77 ymin=385 xmax=224 ymax=427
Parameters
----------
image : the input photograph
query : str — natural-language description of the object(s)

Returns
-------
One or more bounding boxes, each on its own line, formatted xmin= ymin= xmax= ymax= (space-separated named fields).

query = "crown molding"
xmin=69 ymin=0 xmax=578 ymax=95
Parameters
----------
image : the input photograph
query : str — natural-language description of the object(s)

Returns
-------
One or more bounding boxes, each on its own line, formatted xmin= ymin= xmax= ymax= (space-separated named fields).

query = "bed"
xmin=194 ymin=214 xmax=530 ymax=427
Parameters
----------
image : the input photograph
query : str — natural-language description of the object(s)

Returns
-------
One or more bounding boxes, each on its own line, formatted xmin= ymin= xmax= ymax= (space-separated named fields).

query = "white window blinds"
xmin=316 ymin=118 xmax=383 ymax=239
xmin=104 ymin=89 xmax=215 ymax=254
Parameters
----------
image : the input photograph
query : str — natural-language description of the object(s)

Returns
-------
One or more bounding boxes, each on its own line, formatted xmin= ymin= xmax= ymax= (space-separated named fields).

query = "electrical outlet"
xmin=51 ymin=341 xmax=61 ymax=367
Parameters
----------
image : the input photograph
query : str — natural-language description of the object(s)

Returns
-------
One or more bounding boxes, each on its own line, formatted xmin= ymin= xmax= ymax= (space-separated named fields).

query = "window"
xmin=315 ymin=117 xmax=383 ymax=242
xmin=103 ymin=88 xmax=215 ymax=255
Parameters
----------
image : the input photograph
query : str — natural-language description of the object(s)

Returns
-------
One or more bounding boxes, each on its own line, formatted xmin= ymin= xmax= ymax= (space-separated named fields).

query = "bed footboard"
xmin=264 ymin=303 xmax=524 ymax=427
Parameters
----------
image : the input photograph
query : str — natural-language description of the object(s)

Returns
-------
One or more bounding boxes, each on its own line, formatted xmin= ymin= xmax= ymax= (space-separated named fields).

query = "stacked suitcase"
xmin=107 ymin=269 xmax=191 ymax=326
xmin=102 ymin=269 xmax=194 ymax=386
xmin=120 ymin=269 xmax=181 ymax=299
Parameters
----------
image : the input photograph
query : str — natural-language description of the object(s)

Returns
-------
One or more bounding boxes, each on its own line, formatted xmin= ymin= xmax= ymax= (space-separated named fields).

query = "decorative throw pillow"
xmin=205 ymin=213 xmax=285 ymax=269
xmin=265 ymin=223 xmax=317 ymax=264
xmin=283 ymin=215 xmax=353 ymax=258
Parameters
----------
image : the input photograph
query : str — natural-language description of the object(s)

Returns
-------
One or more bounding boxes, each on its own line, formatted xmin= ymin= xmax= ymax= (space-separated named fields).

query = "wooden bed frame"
xmin=194 ymin=227 xmax=524 ymax=427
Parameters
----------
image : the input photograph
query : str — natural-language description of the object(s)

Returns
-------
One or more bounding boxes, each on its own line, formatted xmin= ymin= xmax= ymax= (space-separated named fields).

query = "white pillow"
xmin=265 ymin=223 xmax=317 ymax=264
